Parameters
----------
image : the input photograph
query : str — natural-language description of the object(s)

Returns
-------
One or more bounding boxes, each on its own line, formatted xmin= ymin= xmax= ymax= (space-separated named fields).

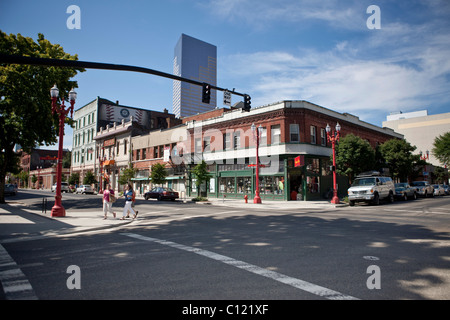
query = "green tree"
xmin=0 ymin=31 xmax=84 ymax=203
xmin=432 ymin=132 xmax=450 ymax=166
xmin=192 ymin=160 xmax=211 ymax=197
xmin=379 ymin=139 xmax=418 ymax=181
xmin=118 ymin=165 xmax=137 ymax=186
xmin=150 ymin=163 xmax=167 ymax=186
xmin=334 ymin=134 xmax=375 ymax=183
xmin=83 ymin=170 xmax=97 ymax=185
xmin=68 ymin=172 xmax=80 ymax=186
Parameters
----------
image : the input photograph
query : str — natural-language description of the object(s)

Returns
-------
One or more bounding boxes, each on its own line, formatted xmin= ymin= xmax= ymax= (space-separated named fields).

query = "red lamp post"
xmin=50 ymin=84 xmax=76 ymax=217
xmin=326 ymin=122 xmax=341 ymax=204
xmin=251 ymin=123 xmax=263 ymax=204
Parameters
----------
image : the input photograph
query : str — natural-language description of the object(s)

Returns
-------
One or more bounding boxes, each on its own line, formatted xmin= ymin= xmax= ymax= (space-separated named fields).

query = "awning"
xmin=103 ymin=160 xmax=115 ymax=166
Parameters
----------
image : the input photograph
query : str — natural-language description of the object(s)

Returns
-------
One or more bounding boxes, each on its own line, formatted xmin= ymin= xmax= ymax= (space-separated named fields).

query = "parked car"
xmin=3 ymin=184 xmax=17 ymax=196
xmin=347 ymin=171 xmax=395 ymax=206
xmin=76 ymin=184 xmax=94 ymax=194
xmin=144 ymin=187 xmax=179 ymax=201
xmin=443 ymin=185 xmax=450 ymax=195
xmin=51 ymin=182 xmax=70 ymax=193
xmin=432 ymin=184 xmax=445 ymax=196
xmin=394 ymin=183 xmax=417 ymax=200
xmin=411 ymin=181 xmax=434 ymax=197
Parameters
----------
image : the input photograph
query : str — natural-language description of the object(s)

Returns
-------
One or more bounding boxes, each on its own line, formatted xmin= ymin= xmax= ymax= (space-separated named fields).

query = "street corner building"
xmin=129 ymin=100 xmax=403 ymax=202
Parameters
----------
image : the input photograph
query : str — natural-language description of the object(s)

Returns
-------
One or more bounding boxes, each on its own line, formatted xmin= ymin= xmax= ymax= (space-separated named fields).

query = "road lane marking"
xmin=121 ymin=232 xmax=358 ymax=300
xmin=0 ymin=244 xmax=37 ymax=300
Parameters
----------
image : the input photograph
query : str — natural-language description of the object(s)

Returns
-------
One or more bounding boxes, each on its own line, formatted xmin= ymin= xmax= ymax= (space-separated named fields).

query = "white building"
xmin=383 ymin=110 xmax=450 ymax=167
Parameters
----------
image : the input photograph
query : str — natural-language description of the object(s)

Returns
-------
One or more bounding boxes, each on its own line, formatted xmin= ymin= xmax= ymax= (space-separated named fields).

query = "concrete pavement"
xmin=0 ymin=196 xmax=346 ymax=242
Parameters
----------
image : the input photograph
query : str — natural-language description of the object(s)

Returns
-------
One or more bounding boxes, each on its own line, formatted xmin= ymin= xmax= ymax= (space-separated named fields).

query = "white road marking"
xmin=0 ymin=244 xmax=37 ymax=300
xmin=121 ymin=232 xmax=359 ymax=300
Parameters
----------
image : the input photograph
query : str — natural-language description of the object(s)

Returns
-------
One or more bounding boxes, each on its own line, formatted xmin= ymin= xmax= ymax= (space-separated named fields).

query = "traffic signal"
xmin=202 ymin=83 xmax=211 ymax=104
xmin=243 ymin=94 xmax=251 ymax=112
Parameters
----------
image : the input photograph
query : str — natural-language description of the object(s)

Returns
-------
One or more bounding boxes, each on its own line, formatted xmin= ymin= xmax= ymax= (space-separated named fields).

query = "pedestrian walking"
xmin=102 ymin=184 xmax=117 ymax=219
xmin=120 ymin=183 xmax=138 ymax=220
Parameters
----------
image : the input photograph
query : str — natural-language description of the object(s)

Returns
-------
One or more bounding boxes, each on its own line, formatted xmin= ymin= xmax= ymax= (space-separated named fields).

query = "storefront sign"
xmin=295 ymin=155 xmax=305 ymax=167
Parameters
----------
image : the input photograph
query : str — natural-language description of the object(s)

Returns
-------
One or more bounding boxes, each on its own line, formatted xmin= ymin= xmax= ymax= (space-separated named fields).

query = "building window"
xmin=310 ymin=126 xmax=317 ymax=144
xmin=195 ymin=138 xmax=202 ymax=153
xmin=260 ymin=127 xmax=267 ymax=146
xmin=321 ymin=128 xmax=327 ymax=146
xmin=204 ymin=136 xmax=211 ymax=152
xmin=290 ymin=124 xmax=299 ymax=142
xmin=136 ymin=149 xmax=140 ymax=161
xmin=142 ymin=148 xmax=146 ymax=160
xmin=124 ymin=140 xmax=127 ymax=155
xmin=233 ymin=131 xmax=240 ymax=150
xmin=223 ymin=133 xmax=231 ymax=150
xmin=271 ymin=125 xmax=281 ymax=145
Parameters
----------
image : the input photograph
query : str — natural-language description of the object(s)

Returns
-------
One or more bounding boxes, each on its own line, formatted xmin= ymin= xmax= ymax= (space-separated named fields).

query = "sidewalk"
xmin=1 ymin=197 xmax=346 ymax=242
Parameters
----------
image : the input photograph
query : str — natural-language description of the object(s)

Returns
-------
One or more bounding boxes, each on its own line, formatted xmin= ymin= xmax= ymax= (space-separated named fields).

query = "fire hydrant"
xmin=244 ymin=195 xmax=248 ymax=203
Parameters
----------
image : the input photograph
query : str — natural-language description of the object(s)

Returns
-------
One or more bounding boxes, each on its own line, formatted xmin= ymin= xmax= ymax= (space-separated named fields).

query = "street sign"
xmin=223 ymin=90 xmax=231 ymax=106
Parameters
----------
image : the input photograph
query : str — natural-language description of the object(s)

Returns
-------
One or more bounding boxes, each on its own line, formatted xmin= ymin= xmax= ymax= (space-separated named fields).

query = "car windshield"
xmin=395 ymin=183 xmax=408 ymax=188
xmin=352 ymin=178 xmax=376 ymax=186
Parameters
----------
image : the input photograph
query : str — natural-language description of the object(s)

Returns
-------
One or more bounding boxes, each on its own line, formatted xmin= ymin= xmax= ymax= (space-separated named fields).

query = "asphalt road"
xmin=1 ymin=190 xmax=450 ymax=307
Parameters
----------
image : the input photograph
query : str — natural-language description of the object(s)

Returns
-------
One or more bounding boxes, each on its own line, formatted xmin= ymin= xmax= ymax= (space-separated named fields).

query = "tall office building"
xmin=173 ymin=34 xmax=217 ymax=118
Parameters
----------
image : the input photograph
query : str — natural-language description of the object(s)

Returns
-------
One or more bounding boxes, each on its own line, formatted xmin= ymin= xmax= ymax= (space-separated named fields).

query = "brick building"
xmin=179 ymin=100 xmax=403 ymax=201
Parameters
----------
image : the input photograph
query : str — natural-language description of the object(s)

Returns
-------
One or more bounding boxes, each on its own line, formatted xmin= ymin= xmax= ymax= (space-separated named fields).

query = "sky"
xmin=1 ymin=0 xmax=450 ymax=150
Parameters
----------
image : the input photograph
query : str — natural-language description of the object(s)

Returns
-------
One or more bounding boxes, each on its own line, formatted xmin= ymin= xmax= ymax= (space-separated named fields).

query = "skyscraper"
xmin=173 ymin=34 xmax=217 ymax=118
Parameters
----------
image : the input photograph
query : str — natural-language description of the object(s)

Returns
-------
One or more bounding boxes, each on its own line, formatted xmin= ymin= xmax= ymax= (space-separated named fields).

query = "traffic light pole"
xmin=0 ymin=54 xmax=249 ymax=103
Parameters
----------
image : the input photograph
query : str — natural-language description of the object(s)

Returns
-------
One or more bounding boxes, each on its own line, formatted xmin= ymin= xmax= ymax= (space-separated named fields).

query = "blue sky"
xmin=1 ymin=0 xmax=450 ymax=150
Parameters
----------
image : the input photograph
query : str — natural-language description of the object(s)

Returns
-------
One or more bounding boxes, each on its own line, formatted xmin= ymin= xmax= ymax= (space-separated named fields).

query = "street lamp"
xmin=251 ymin=123 xmax=263 ymax=204
xmin=326 ymin=122 xmax=341 ymax=204
xmin=50 ymin=84 xmax=76 ymax=217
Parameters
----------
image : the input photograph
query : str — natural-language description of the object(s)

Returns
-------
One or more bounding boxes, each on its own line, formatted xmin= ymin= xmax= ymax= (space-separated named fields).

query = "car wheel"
xmin=349 ymin=200 xmax=355 ymax=206
xmin=157 ymin=195 xmax=162 ymax=201
xmin=413 ymin=192 xmax=417 ymax=200
xmin=403 ymin=193 xmax=408 ymax=201
xmin=388 ymin=192 xmax=394 ymax=203
xmin=372 ymin=193 xmax=380 ymax=205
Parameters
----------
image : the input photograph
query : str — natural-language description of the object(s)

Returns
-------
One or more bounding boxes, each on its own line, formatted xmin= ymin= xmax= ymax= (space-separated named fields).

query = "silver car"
xmin=432 ymin=184 xmax=445 ymax=196
xmin=411 ymin=181 xmax=434 ymax=197
xmin=51 ymin=182 xmax=70 ymax=193
xmin=76 ymin=184 xmax=94 ymax=194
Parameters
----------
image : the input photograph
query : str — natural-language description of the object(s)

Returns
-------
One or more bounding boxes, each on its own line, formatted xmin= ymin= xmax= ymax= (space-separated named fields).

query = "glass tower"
xmin=173 ymin=34 xmax=217 ymax=118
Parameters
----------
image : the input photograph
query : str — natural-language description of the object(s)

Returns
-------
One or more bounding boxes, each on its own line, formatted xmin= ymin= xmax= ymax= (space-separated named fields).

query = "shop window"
xmin=223 ymin=133 xmax=231 ymax=150
xmin=259 ymin=176 xmax=284 ymax=195
xmin=237 ymin=177 xmax=251 ymax=194
xmin=219 ymin=177 xmax=235 ymax=193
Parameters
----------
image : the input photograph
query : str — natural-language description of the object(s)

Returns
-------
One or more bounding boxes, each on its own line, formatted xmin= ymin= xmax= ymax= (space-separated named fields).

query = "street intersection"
xmin=1 ymin=189 xmax=450 ymax=304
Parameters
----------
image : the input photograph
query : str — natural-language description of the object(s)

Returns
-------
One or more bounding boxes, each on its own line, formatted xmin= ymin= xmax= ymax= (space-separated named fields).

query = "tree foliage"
xmin=334 ymin=134 xmax=375 ymax=183
xmin=378 ymin=139 xmax=420 ymax=181
xmin=118 ymin=165 xmax=137 ymax=185
xmin=432 ymin=132 xmax=450 ymax=166
xmin=0 ymin=31 xmax=84 ymax=202
xmin=150 ymin=163 xmax=167 ymax=186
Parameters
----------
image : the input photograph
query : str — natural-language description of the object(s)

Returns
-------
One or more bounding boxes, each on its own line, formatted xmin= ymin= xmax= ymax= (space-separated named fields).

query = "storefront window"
xmin=307 ymin=176 xmax=320 ymax=194
xmin=259 ymin=176 xmax=284 ymax=195
xmin=219 ymin=177 xmax=235 ymax=193
xmin=306 ymin=158 xmax=320 ymax=174
xmin=237 ymin=177 xmax=251 ymax=193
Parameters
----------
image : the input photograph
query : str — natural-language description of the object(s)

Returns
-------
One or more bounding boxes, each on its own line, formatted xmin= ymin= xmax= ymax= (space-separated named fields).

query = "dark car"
xmin=3 ymin=184 xmax=17 ymax=196
xmin=144 ymin=187 xmax=179 ymax=201
xmin=394 ymin=183 xmax=417 ymax=200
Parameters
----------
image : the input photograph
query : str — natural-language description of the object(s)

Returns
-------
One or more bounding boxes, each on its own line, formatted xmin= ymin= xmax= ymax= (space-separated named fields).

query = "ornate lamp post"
xmin=50 ymin=85 xmax=76 ymax=217
xmin=251 ymin=123 xmax=263 ymax=204
xmin=326 ymin=122 xmax=341 ymax=204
